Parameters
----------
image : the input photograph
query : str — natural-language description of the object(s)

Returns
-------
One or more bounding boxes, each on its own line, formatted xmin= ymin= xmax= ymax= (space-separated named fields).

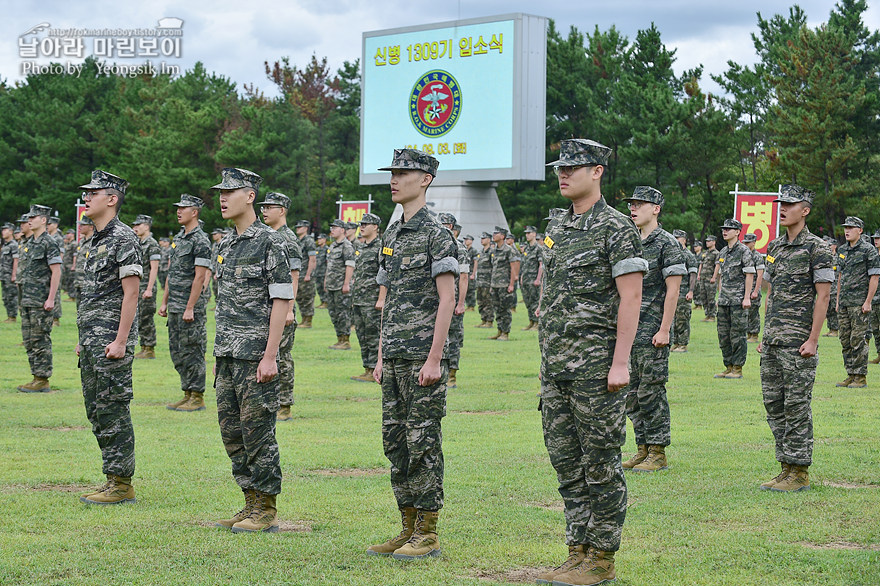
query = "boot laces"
xmin=554 ymin=547 xmax=588 ymax=572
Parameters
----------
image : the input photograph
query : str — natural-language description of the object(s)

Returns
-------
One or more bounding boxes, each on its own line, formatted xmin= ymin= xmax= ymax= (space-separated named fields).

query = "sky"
xmin=3 ymin=0 xmax=878 ymax=98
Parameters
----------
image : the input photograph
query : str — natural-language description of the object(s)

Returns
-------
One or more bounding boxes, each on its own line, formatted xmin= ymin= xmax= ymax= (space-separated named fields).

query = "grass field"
xmin=1 ymin=293 xmax=878 ymax=585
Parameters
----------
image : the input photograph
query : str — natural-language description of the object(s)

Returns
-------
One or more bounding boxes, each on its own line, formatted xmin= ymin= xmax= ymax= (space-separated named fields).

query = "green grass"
xmin=1 ymin=294 xmax=878 ymax=585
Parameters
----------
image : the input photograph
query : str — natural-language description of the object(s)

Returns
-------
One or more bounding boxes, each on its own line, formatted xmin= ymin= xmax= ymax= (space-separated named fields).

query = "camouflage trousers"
xmin=52 ymin=290 xmax=61 ymax=320
xmin=521 ymin=280 xmax=540 ymax=322
xmin=693 ymin=279 xmax=705 ymax=306
xmin=61 ymin=267 xmax=73 ymax=295
xmin=167 ymin=310 xmax=207 ymax=392
xmin=447 ymin=311 xmax=464 ymax=370
xmin=21 ymin=306 xmax=54 ymax=378
xmin=215 ymin=356 xmax=282 ymax=495
xmin=381 ymin=358 xmax=447 ymax=511
xmin=325 ymin=289 xmax=351 ymax=337
xmin=760 ymin=345 xmax=816 ymax=466
xmin=541 ymin=377 xmax=626 ymax=551
xmin=80 ymin=345 xmax=135 ymax=477
xmin=748 ymin=290 xmax=762 ymax=336
xmin=717 ymin=305 xmax=748 ymax=367
xmin=465 ymin=278 xmax=476 ymax=307
xmin=870 ymin=303 xmax=880 ymax=355
xmin=314 ymin=272 xmax=326 ymax=304
xmin=137 ymin=287 xmax=157 ymax=348
xmin=279 ymin=321 xmax=297 ymax=407
xmin=157 ymin=270 xmax=168 ymax=292
xmin=826 ymin=295 xmax=838 ymax=331
xmin=476 ymin=286 xmax=493 ymax=324
xmin=701 ymin=280 xmax=717 ymax=317
xmin=491 ymin=287 xmax=514 ymax=333
xmin=672 ymin=296 xmax=692 ymax=346
xmin=352 ymin=304 xmax=381 ymax=369
xmin=626 ymin=344 xmax=671 ymax=446
xmin=838 ymin=305 xmax=869 ymax=376
xmin=296 ymin=278 xmax=316 ymax=318
xmin=1 ymin=278 xmax=17 ymax=318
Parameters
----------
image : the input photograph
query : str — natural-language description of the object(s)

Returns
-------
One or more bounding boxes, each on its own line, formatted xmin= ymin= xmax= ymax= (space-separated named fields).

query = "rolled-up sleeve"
xmin=813 ymin=268 xmax=834 ymax=283
xmin=119 ymin=264 xmax=143 ymax=279
xmin=376 ymin=267 xmax=389 ymax=287
xmin=661 ymin=263 xmax=687 ymax=279
xmin=431 ymin=256 xmax=459 ymax=278
xmin=612 ymin=257 xmax=648 ymax=278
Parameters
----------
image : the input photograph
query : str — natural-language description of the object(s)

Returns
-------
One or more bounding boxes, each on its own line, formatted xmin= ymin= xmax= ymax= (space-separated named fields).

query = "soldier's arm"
xmin=257 ymin=298 xmax=288 ymax=383
xmin=471 ymin=257 xmax=478 ymax=280
xmin=305 ymin=254 xmax=316 ymax=280
xmin=864 ymin=274 xmax=878 ymax=312
xmin=185 ymin=266 xmax=209 ymax=315
xmin=106 ymin=275 xmax=140 ymax=359
xmin=11 ymin=257 xmax=17 ymax=283
xmin=145 ymin=259 xmax=159 ymax=296
xmin=688 ymin=271 xmax=696 ymax=296
xmin=508 ymin=260 xmax=520 ymax=292
xmin=420 ymin=272 xmax=455 ymax=386
xmin=758 ymin=282 xmax=772 ymax=353
xmin=456 ymin=270 xmax=469 ymax=314
xmin=376 ymin=285 xmax=387 ymax=310
xmin=836 ymin=274 xmax=841 ymax=310
xmin=535 ymin=261 xmax=544 ymax=286
xmin=45 ymin=263 xmax=62 ymax=311
xmin=159 ymin=273 xmax=171 ymax=316
xmin=743 ymin=273 xmax=753 ymax=308
xmin=610 ymin=272 xmax=642 ymax=392
xmin=342 ymin=265 xmax=354 ymax=293
xmin=802 ymin=282 xmax=830 ymax=357
xmin=653 ymin=274 xmax=682 ymax=347
xmin=711 ymin=264 xmax=719 ymax=285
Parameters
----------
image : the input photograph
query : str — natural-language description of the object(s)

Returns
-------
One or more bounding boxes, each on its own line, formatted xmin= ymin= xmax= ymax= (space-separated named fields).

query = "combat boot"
xmin=317 ymin=301 xmax=327 ymax=309
xmin=701 ymin=316 xmax=715 ymax=322
xmin=489 ymin=329 xmax=503 ymax=340
xmin=869 ymin=356 xmax=880 ymax=364
xmin=713 ymin=366 xmax=732 ymax=378
xmin=836 ymin=375 xmax=854 ymax=387
xmin=496 ymin=332 xmax=509 ymax=341
xmin=216 ymin=489 xmax=257 ymax=529
xmin=80 ymin=475 xmax=135 ymax=505
xmin=134 ymin=346 xmax=155 ymax=359
xmin=231 ymin=492 xmax=279 ymax=533
xmin=760 ymin=462 xmax=791 ymax=491
xmin=366 ymin=507 xmax=417 ymax=556
xmin=4 ymin=317 xmax=15 ymax=323
xmin=176 ymin=391 xmax=206 ymax=412
xmin=771 ymin=464 xmax=810 ymax=492
xmin=351 ymin=368 xmax=375 ymax=382
xmin=277 ymin=405 xmax=292 ymax=421
xmin=725 ymin=365 xmax=744 ymax=379
xmin=18 ymin=377 xmax=50 ymax=393
xmin=300 ymin=315 xmax=313 ymax=328
xmin=81 ymin=477 xmax=113 ymax=500
xmin=474 ymin=321 xmax=492 ymax=328
xmin=848 ymin=374 xmax=867 ymax=388
xmin=392 ymin=510 xmax=441 ymax=559
xmin=53 ymin=318 xmax=60 ymax=327
xmin=338 ymin=335 xmax=351 ymax=350
xmin=824 ymin=329 xmax=838 ymax=337
xmin=747 ymin=334 xmax=759 ymax=343
xmin=522 ymin=321 xmax=536 ymax=331
xmin=632 ymin=445 xmax=668 ymax=472
xmin=166 ymin=390 xmax=191 ymax=410
xmin=535 ymin=545 xmax=588 ymax=585
xmin=551 ymin=548 xmax=615 ymax=586
xmin=621 ymin=445 xmax=648 ymax=470
xmin=671 ymin=345 xmax=688 ymax=353
xmin=465 ymin=306 xmax=474 ymax=312
xmin=448 ymin=369 xmax=457 ymax=388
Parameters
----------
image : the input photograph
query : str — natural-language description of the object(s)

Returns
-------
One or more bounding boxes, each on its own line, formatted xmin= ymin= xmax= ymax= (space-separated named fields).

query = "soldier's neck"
xmin=233 ymin=210 xmax=257 ymax=234
xmin=784 ymin=222 xmax=806 ymax=241
xmin=182 ymin=219 xmax=199 ymax=234
xmin=569 ymin=191 xmax=601 ymax=215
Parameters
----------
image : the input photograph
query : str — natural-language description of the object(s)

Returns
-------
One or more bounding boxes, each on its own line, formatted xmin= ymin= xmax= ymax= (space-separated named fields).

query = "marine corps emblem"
xmin=409 ymin=70 xmax=461 ymax=138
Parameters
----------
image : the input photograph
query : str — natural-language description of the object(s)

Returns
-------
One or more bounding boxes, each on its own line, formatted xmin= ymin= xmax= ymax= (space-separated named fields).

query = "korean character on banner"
xmin=374 ymin=46 xmax=386 ymax=66
xmin=388 ymin=45 xmax=400 ymax=65
xmin=473 ymin=35 xmax=488 ymax=55
xmin=490 ymin=33 xmax=503 ymax=53
xmin=61 ymin=37 xmax=85 ymax=58
xmin=159 ymin=37 xmax=181 ymax=57
xmin=138 ymin=37 xmax=159 ymax=57
xmin=459 ymin=36 xmax=472 ymax=57
xmin=39 ymin=37 xmax=62 ymax=58
xmin=115 ymin=37 xmax=136 ymax=58
xmin=93 ymin=37 xmax=113 ymax=57
xmin=18 ymin=37 xmax=39 ymax=58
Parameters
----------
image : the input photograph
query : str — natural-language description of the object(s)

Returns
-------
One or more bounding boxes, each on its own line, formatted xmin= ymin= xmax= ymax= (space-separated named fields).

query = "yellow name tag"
xmin=24 ymin=247 xmax=28 ymax=252
xmin=719 ymin=258 xmax=725 ymax=263
xmin=544 ymin=236 xmax=554 ymax=248
xmin=355 ymin=250 xmax=360 ymax=256
xmin=833 ymin=265 xmax=837 ymax=270
xmin=217 ymin=255 xmax=223 ymax=264
xmin=171 ymin=242 xmax=176 ymax=249
xmin=839 ymin=253 xmax=845 ymax=259
xmin=766 ymin=255 xmax=775 ymax=263
xmin=382 ymin=247 xmax=393 ymax=256
xmin=85 ymin=251 xmax=90 ymax=258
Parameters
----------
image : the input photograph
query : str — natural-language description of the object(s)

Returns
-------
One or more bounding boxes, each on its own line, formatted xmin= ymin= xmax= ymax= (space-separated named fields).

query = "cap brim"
xmin=79 ymin=182 xmax=104 ymax=190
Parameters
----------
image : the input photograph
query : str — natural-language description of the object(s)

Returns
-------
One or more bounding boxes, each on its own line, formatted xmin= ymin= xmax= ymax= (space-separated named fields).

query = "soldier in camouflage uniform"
xmin=73 ymin=217 xmax=95 ymax=308
xmin=439 ymin=213 xmax=469 ymax=388
xmin=76 ymin=170 xmax=143 ymax=505
xmin=534 ymin=139 xmax=646 ymax=586
xmin=294 ymin=219 xmax=318 ymax=327
xmin=758 ymin=184 xmax=833 ymax=493
xmin=211 ymin=168 xmax=294 ymax=533
xmin=671 ymin=229 xmax=698 ymax=352
xmin=132 ymin=215 xmax=161 ymax=359
xmin=16 ymin=205 xmax=62 ymax=393
xmin=473 ymin=232 xmax=494 ymax=328
xmin=621 ymin=188 xmax=685 ymax=473
xmin=259 ymin=192 xmax=302 ymax=422
xmin=324 ymin=219 xmax=355 ymax=350
xmin=712 ymin=219 xmax=756 ymax=379
xmin=349 ymin=213 xmax=385 ymax=382
xmin=365 ymin=149 xmax=457 ymax=560
xmin=159 ymin=194 xmax=212 ymax=412
xmin=314 ymin=234 xmax=328 ymax=308
xmin=699 ymin=235 xmax=720 ymax=321
xmin=157 ymin=237 xmax=171 ymax=291
xmin=463 ymin=235 xmax=477 ymax=310
xmin=488 ymin=227 xmax=519 ymax=340
xmin=744 ymin=233 xmax=765 ymax=342
xmin=46 ymin=213 xmax=64 ymax=325
xmin=823 ymin=236 xmax=839 ymax=336
xmin=692 ymin=242 xmax=704 ymax=308
xmin=1 ymin=222 xmax=18 ymax=322
xmin=61 ymin=230 xmax=76 ymax=298
xmin=834 ymin=216 xmax=880 ymax=388
xmin=869 ymin=231 xmax=880 ymax=364
xmin=519 ymin=225 xmax=542 ymax=330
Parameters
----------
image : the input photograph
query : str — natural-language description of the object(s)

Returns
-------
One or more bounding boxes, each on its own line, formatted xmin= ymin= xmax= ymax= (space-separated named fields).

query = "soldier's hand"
xmin=158 ymin=304 xmax=167 ymax=318
xmin=375 ymin=300 xmax=384 ymax=310
xmin=751 ymin=290 xmax=759 ymax=300
xmin=709 ymin=278 xmax=715 ymax=284
xmin=373 ymin=360 xmax=383 ymax=384
xmin=105 ymin=340 xmax=125 ymax=360
xmin=607 ymin=364 xmax=629 ymax=393
xmin=507 ymin=284 xmax=514 ymax=293
xmin=418 ymin=360 xmax=441 ymax=387
xmin=256 ymin=356 xmax=278 ymax=382
xmin=863 ymin=302 xmax=872 ymax=314
xmin=652 ymin=330 xmax=670 ymax=348
xmin=533 ymin=278 xmax=540 ymax=286
xmin=742 ymin=298 xmax=751 ymax=309
xmin=285 ymin=311 xmax=295 ymax=326
xmin=75 ymin=344 xmax=81 ymax=357
xmin=44 ymin=298 xmax=55 ymax=311
xmin=142 ymin=290 xmax=152 ymax=299
xmin=454 ymin=302 xmax=465 ymax=315
xmin=799 ymin=339 xmax=818 ymax=357
xmin=304 ymin=274 xmax=311 ymax=282
xmin=757 ymin=341 xmax=763 ymax=354
xmin=686 ymin=291 xmax=693 ymax=301
xmin=183 ymin=308 xmax=194 ymax=322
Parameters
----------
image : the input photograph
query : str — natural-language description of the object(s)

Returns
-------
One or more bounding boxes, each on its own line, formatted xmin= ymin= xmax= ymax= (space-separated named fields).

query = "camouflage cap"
xmin=172 ymin=193 xmax=204 ymax=208
xmin=438 ymin=212 xmax=457 ymax=225
xmin=822 ymin=235 xmax=836 ymax=244
xmin=377 ymin=148 xmax=439 ymax=176
xmin=742 ymin=232 xmax=757 ymax=243
xmin=672 ymin=229 xmax=687 ymax=239
xmin=360 ymin=212 xmax=381 ymax=225
xmin=345 ymin=221 xmax=359 ymax=230
xmin=80 ymin=169 xmax=130 ymax=195
xmin=2 ymin=222 xmax=14 ymax=231
xmin=873 ymin=230 xmax=880 ymax=239
xmin=48 ymin=212 xmax=59 ymax=224
xmin=546 ymin=138 xmax=612 ymax=167
xmin=132 ymin=214 xmax=153 ymax=226
xmin=211 ymin=167 xmax=263 ymax=190
xmin=464 ymin=234 xmax=474 ymax=241
xmin=524 ymin=225 xmax=537 ymax=233
xmin=493 ymin=225 xmax=507 ymax=236
xmin=453 ymin=223 xmax=462 ymax=232
xmin=18 ymin=214 xmax=30 ymax=223
xmin=720 ymin=218 xmax=743 ymax=231
xmin=256 ymin=191 xmax=291 ymax=208
xmin=28 ymin=204 xmax=52 ymax=218
xmin=623 ymin=186 xmax=664 ymax=207
xmin=65 ymin=228 xmax=75 ymax=235
xmin=705 ymin=235 xmax=717 ymax=242
xmin=78 ymin=216 xmax=94 ymax=226
xmin=841 ymin=216 xmax=865 ymax=230
xmin=480 ymin=232 xmax=491 ymax=239
xmin=330 ymin=219 xmax=346 ymax=229
xmin=211 ymin=228 xmax=225 ymax=235
xmin=317 ymin=233 xmax=328 ymax=239
xmin=295 ymin=219 xmax=311 ymax=228
xmin=775 ymin=184 xmax=815 ymax=205
xmin=159 ymin=236 xmax=170 ymax=242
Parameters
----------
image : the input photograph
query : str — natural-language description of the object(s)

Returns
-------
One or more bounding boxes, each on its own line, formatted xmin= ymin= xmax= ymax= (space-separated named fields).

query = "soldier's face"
xmin=27 ymin=215 xmax=46 ymax=231
xmin=219 ymin=188 xmax=254 ymax=220
xmin=493 ymin=232 xmax=504 ymax=244
xmin=133 ymin=223 xmax=148 ymax=237
xmin=721 ymin=227 xmax=739 ymax=242
xmin=177 ymin=206 xmax=199 ymax=225
xmin=481 ymin=237 xmax=489 ymax=246
xmin=360 ymin=223 xmax=377 ymax=238
xmin=330 ymin=226 xmax=343 ymax=239
xmin=260 ymin=204 xmax=285 ymax=227
xmin=779 ymin=201 xmax=809 ymax=227
xmin=390 ymin=170 xmax=431 ymax=204
xmin=295 ymin=225 xmax=307 ymax=237
xmin=844 ymin=226 xmax=862 ymax=243
xmin=525 ymin=232 xmax=536 ymax=242
xmin=1 ymin=228 xmax=10 ymax=239
xmin=677 ymin=237 xmax=687 ymax=247
xmin=557 ymin=164 xmax=601 ymax=200
xmin=627 ymin=200 xmax=657 ymax=228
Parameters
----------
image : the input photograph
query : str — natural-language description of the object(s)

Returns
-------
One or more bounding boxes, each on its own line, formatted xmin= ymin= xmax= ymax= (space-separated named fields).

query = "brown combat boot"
xmin=277 ymin=405 xmax=292 ymax=421
xmin=701 ymin=316 xmax=715 ymax=322
xmin=824 ymin=329 xmax=838 ymax=337
xmin=216 ymin=489 xmax=257 ymax=529
xmin=448 ymin=369 xmax=458 ymax=388
xmin=552 ymin=548 xmax=615 ymax=586
xmin=330 ymin=335 xmax=351 ymax=350
xmin=488 ymin=329 xmax=502 ymax=340
xmin=81 ymin=477 xmax=113 ymax=500
xmin=760 ymin=462 xmax=791 ymax=491
xmin=671 ymin=344 xmax=688 ymax=353
xmin=771 ymin=464 xmax=810 ymax=492
xmin=134 ymin=346 xmax=155 ymax=359
xmin=622 ymin=445 xmax=648 ymax=470
xmin=848 ymin=375 xmax=867 ymax=388
xmin=474 ymin=321 xmax=493 ymax=328
xmin=166 ymin=391 xmax=191 ymax=410
xmin=300 ymin=315 xmax=313 ymax=328
xmin=4 ymin=317 xmax=16 ymax=323
xmin=522 ymin=321 xmax=536 ymax=331
xmin=392 ymin=510 xmax=441 ymax=559
xmin=869 ymin=356 xmax=880 ymax=364
xmin=317 ymin=302 xmax=327 ymax=309
xmin=725 ymin=365 xmax=744 ymax=379
xmin=714 ymin=366 xmax=732 ymax=379
xmin=632 ymin=445 xmax=668 ymax=472
xmin=231 ymin=492 xmax=279 ymax=533
xmin=836 ymin=375 xmax=854 ymax=387
xmin=18 ymin=377 xmax=50 ymax=393
xmin=535 ymin=544 xmax=588 ymax=584
xmin=351 ymin=367 xmax=375 ymax=383
xmin=80 ymin=475 xmax=135 ymax=505
xmin=366 ymin=507 xmax=417 ymax=556
xmin=176 ymin=391 xmax=206 ymax=412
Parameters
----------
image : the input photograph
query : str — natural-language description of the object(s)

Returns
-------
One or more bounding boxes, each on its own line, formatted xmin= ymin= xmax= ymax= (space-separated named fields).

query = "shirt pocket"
xmin=235 ymin=264 xmax=263 ymax=282
xmin=565 ymin=249 xmax=608 ymax=295
xmin=400 ymin=252 xmax=429 ymax=270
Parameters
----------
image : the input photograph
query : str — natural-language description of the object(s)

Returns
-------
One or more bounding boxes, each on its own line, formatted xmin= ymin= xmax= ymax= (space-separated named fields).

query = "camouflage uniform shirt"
xmin=837 ymin=238 xmax=880 ymax=307
xmin=521 ymin=241 xmax=541 ymax=281
xmin=325 ymin=238 xmax=356 ymax=291
xmin=17 ymin=232 xmax=62 ymax=307
xmin=490 ymin=243 xmax=516 ymax=288
xmin=635 ymin=227 xmax=686 ymax=344
xmin=716 ymin=241 xmax=757 ymax=305
xmin=276 ymin=225 xmax=304 ymax=274
xmin=352 ymin=237 xmax=382 ymax=307
xmin=376 ymin=206 xmax=459 ymax=360
xmin=474 ymin=245 xmax=492 ymax=287
xmin=298 ymin=233 xmax=317 ymax=279
xmin=166 ymin=226 xmax=212 ymax=312
xmin=77 ymin=217 xmax=143 ymax=347
xmin=0 ymin=239 xmax=16 ymax=281
xmin=138 ymin=235 xmax=161 ymax=290
xmin=679 ymin=246 xmax=698 ymax=298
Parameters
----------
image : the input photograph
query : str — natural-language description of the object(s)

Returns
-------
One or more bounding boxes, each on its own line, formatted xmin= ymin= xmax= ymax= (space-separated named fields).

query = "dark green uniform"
xmin=673 ymin=244 xmax=698 ymax=346
xmin=314 ymin=242 xmax=328 ymax=303
xmin=716 ymin=241 xmax=756 ymax=369
xmin=699 ymin=247 xmax=720 ymax=317
xmin=1 ymin=237 xmax=17 ymax=318
xmin=137 ymin=235 xmax=161 ymax=348
xmin=324 ymin=238 xmax=355 ymax=337
xmin=489 ymin=243 xmax=517 ymax=334
xmin=520 ymin=240 xmax=541 ymax=321
xmin=836 ymin=238 xmax=880 ymax=376
xmin=465 ymin=243 xmax=478 ymax=308
xmin=296 ymin=232 xmax=317 ymax=318
xmin=18 ymin=232 xmax=61 ymax=379
xmin=351 ymin=237 xmax=382 ymax=370
xmin=475 ymin=244 xmax=493 ymax=324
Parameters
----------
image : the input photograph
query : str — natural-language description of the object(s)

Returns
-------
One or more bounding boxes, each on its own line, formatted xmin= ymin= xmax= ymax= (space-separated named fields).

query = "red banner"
xmin=734 ymin=192 xmax=779 ymax=254
xmin=338 ymin=201 xmax=371 ymax=224
xmin=76 ymin=204 xmax=87 ymax=242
